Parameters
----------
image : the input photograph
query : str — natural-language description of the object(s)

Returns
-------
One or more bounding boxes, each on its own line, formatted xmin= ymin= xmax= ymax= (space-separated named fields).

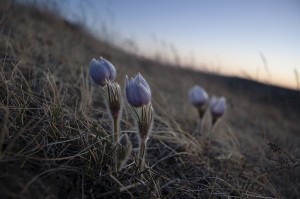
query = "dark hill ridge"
xmin=215 ymin=75 xmax=300 ymax=120
xmin=225 ymin=75 xmax=299 ymax=106
xmin=1 ymin=1 xmax=299 ymax=198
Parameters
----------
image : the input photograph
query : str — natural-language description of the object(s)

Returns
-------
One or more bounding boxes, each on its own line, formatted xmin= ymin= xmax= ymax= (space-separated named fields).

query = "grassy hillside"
xmin=1 ymin=1 xmax=299 ymax=198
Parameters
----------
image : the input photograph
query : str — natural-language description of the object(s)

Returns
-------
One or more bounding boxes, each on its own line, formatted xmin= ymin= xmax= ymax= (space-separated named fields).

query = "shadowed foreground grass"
xmin=1 ymin=1 xmax=299 ymax=198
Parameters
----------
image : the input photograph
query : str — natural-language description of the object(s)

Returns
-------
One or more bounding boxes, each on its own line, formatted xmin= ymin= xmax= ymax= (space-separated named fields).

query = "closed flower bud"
xmin=189 ymin=85 xmax=208 ymax=119
xmin=210 ymin=96 xmax=226 ymax=122
xmin=105 ymin=82 xmax=122 ymax=119
xmin=189 ymin=85 xmax=208 ymax=107
xmin=89 ymin=57 xmax=116 ymax=86
xmin=125 ymin=73 xmax=151 ymax=107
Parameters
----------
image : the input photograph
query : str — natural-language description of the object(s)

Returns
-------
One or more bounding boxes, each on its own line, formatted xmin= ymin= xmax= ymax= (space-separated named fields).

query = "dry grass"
xmin=1 ymin=1 xmax=299 ymax=198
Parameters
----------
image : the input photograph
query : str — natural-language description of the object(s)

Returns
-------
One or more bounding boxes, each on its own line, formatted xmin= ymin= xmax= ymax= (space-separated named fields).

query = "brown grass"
xmin=0 ymin=1 xmax=299 ymax=198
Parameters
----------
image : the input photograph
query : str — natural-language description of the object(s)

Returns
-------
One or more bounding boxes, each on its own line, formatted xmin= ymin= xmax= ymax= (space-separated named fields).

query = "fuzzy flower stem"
xmin=137 ymin=105 xmax=153 ymax=172
xmin=195 ymin=119 xmax=202 ymax=136
xmin=208 ymin=118 xmax=218 ymax=137
xmin=113 ymin=116 xmax=119 ymax=143
xmin=196 ymin=108 xmax=205 ymax=135
xmin=198 ymin=108 xmax=205 ymax=120
xmin=102 ymin=82 xmax=122 ymax=172
xmin=212 ymin=117 xmax=218 ymax=127
xmin=138 ymin=138 xmax=146 ymax=172
xmin=113 ymin=116 xmax=119 ymax=171
xmin=105 ymin=82 xmax=121 ymax=144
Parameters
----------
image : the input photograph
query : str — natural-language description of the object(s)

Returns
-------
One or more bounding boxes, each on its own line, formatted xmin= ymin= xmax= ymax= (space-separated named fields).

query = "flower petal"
xmin=136 ymin=73 xmax=151 ymax=93
xmin=100 ymin=57 xmax=116 ymax=81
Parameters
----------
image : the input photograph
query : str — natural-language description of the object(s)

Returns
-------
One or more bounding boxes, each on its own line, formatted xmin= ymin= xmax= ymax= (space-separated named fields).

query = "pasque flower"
xmin=89 ymin=57 xmax=121 ymax=171
xmin=210 ymin=96 xmax=226 ymax=124
xmin=189 ymin=85 xmax=209 ymax=119
xmin=89 ymin=57 xmax=121 ymax=135
xmin=125 ymin=73 xmax=153 ymax=172
xmin=89 ymin=57 xmax=116 ymax=86
xmin=189 ymin=85 xmax=208 ymax=107
xmin=125 ymin=73 xmax=151 ymax=107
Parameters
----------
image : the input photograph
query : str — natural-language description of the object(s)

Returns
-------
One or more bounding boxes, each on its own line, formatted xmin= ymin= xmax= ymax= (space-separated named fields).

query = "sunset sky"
xmin=55 ymin=0 xmax=300 ymax=90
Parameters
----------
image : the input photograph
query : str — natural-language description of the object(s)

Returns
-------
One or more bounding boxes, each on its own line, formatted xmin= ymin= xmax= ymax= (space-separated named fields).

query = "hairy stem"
xmin=113 ymin=116 xmax=119 ymax=172
xmin=138 ymin=139 xmax=146 ymax=172
xmin=113 ymin=116 xmax=119 ymax=144
xmin=198 ymin=108 xmax=205 ymax=120
xmin=195 ymin=118 xmax=203 ymax=136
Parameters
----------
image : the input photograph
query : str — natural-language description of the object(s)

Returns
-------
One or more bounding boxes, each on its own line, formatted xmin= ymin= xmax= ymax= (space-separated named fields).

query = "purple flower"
xmin=188 ymin=85 xmax=208 ymax=107
xmin=210 ymin=96 xmax=226 ymax=118
xmin=89 ymin=57 xmax=116 ymax=86
xmin=125 ymin=73 xmax=151 ymax=107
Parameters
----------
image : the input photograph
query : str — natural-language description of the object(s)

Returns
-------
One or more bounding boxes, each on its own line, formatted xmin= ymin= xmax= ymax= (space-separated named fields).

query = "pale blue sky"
xmin=56 ymin=0 xmax=300 ymax=89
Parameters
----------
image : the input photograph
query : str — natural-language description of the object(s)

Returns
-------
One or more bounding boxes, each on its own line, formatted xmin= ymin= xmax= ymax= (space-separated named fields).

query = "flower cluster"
xmin=89 ymin=57 xmax=229 ymax=174
xmin=188 ymin=85 xmax=226 ymax=126
xmin=89 ymin=57 xmax=153 ymax=173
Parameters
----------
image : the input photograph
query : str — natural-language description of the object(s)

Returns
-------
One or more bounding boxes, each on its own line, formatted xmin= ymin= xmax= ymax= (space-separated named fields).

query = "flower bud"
xmin=105 ymin=82 xmax=122 ymax=119
xmin=210 ymin=96 xmax=226 ymax=119
xmin=89 ymin=57 xmax=116 ymax=86
xmin=189 ymin=85 xmax=209 ymax=119
xmin=189 ymin=85 xmax=208 ymax=107
xmin=125 ymin=73 xmax=151 ymax=107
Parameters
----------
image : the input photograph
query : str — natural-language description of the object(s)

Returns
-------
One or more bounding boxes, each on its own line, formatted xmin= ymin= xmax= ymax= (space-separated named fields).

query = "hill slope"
xmin=1 ymin=2 xmax=299 ymax=198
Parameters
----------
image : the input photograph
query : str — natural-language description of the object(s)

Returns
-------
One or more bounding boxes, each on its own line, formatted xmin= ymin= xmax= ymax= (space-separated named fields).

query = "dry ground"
xmin=0 ymin=1 xmax=299 ymax=198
